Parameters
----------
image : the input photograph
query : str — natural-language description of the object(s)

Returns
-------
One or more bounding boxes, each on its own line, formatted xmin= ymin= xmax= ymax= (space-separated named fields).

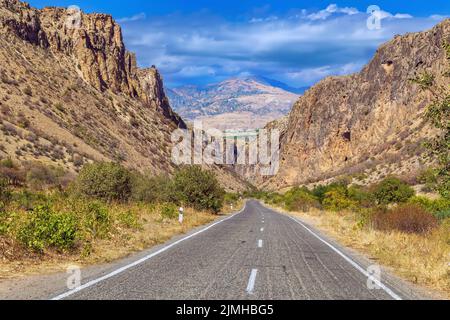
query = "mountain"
xmin=167 ymin=77 xmax=300 ymax=129
xmin=0 ymin=0 xmax=247 ymax=191
xmin=237 ymin=19 xmax=450 ymax=190
xmin=247 ymin=76 xmax=308 ymax=94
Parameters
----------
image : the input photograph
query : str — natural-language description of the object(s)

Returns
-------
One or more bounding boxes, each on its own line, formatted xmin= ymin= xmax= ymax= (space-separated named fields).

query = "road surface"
xmin=47 ymin=200 xmax=425 ymax=300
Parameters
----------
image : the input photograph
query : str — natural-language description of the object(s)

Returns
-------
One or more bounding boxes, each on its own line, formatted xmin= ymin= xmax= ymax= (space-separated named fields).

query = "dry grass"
xmin=266 ymin=204 xmax=450 ymax=298
xmin=0 ymin=201 xmax=243 ymax=279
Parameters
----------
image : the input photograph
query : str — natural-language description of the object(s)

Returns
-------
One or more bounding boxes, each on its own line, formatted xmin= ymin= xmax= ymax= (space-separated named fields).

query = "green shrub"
xmin=408 ymin=196 xmax=450 ymax=218
xmin=17 ymin=205 xmax=78 ymax=252
xmin=311 ymin=184 xmax=329 ymax=204
xmin=0 ymin=158 xmax=15 ymax=169
xmin=118 ymin=209 xmax=141 ymax=229
xmin=75 ymin=162 xmax=132 ymax=202
xmin=171 ymin=166 xmax=224 ymax=213
xmin=81 ymin=201 xmax=111 ymax=238
xmin=160 ymin=203 xmax=178 ymax=219
xmin=370 ymin=204 xmax=438 ymax=234
xmin=0 ymin=211 xmax=11 ymax=235
xmin=417 ymin=168 xmax=438 ymax=191
xmin=265 ymin=192 xmax=284 ymax=205
xmin=131 ymin=173 xmax=172 ymax=203
xmin=322 ymin=187 xmax=357 ymax=212
xmin=434 ymin=210 xmax=450 ymax=220
xmin=348 ymin=185 xmax=375 ymax=208
xmin=373 ymin=177 xmax=415 ymax=204
xmin=283 ymin=187 xmax=320 ymax=212
xmin=13 ymin=190 xmax=47 ymax=211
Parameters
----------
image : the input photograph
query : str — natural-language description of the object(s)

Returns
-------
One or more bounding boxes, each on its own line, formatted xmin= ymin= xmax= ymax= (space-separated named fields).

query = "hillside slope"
xmin=0 ymin=0 xmax=247 ymax=191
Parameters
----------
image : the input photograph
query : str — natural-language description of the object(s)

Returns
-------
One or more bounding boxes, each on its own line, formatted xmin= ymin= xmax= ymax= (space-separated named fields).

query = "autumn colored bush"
xmin=371 ymin=204 xmax=438 ymax=234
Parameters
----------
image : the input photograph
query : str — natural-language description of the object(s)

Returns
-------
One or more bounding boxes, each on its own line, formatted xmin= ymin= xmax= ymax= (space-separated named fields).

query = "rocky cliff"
xmin=255 ymin=19 xmax=449 ymax=190
xmin=0 ymin=0 xmax=247 ymax=191
xmin=0 ymin=0 xmax=184 ymax=128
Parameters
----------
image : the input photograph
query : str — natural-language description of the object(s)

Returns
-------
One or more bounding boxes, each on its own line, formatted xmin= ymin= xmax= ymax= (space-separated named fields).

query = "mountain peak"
xmin=167 ymin=76 xmax=300 ymax=130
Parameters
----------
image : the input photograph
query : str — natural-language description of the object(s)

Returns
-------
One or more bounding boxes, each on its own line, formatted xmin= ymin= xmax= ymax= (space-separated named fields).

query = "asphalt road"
xmin=51 ymin=200 xmax=416 ymax=300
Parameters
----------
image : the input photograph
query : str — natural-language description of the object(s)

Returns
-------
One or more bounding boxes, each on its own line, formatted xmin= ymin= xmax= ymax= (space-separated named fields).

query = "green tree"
xmin=171 ymin=166 xmax=224 ymax=213
xmin=415 ymin=41 xmax=450 ymax=199
xmin=373 ymin=177 xmax=415 ymax=205
xmin=75 ymin=162 xmax=132 ymax=202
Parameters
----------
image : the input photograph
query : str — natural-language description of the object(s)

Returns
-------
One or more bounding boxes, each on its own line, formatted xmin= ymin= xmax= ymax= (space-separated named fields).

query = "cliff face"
xmin=0 ymin=0 xmax=185 ymax=128
xmin=258 ymin=19 xmax=450 ymax=190
xmin=0 ymin=0 xmax=247 ymax=191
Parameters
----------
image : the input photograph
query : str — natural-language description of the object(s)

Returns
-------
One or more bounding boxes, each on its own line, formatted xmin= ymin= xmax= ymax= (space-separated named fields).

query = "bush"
xmin=371 ymin=204 xmax=438 ymax=234
xmin=224 ymin=192 xmax=240 ymax=207
xmin=171 ymin=166 xmax=224 ymax=213
xmin=0 ymin=178 xmax=11 ymax=208
xmin=75 ymin=162 xmax=132 ymax=202
xmin=131 ymin=173 xmax=172 ymax=203
xmin=434 ymin=210 xmax=450 ymax=220
xmin=283 ymin=187 xmax=320 ymax=212
xmin=160 ymin=203 xmax=178 ymax=219
xmin=417 ymin=168 xmax=437 ymax=190
xmin=25 ymin=162 xmax=66 ymax=190
xmin=348 ymin=185 xmax=375 ymax=208
xmin=17 ymin=205 xmax=78 ymax=251
xmin=408 ymin=196 xmax=450 ymax=218
xmin=118 ymin=209 xmax=141 ymax=229
xmin=13 ymin=190 xmax=47 ymax=211
xmin=81 ymin=201 xmax=111 ymax=238
xmin=373 ymin=177 xmax=415 ymax=204
xmin=322 ymin=187 xmax=357 ymax=212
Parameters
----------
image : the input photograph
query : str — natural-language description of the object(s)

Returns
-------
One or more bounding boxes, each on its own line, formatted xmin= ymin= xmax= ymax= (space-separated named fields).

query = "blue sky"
xmin=28 ymin=1 xmax=449 ymax=88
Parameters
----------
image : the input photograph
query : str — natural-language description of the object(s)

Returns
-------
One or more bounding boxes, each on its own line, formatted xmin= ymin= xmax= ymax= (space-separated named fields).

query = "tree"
xmin=413 ymin=41 xmax=450 ymax=199
xmin=373 ymin=177 xmax=415 ymax=205
xmin=75 ymin=162 xmax=132 ymax=202
xmin=171 ymin=166 xmax=224 ymax=213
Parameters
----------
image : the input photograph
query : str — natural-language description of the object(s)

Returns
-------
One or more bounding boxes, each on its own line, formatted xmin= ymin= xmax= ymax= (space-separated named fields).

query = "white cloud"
xmin=119 ymin=7 xmax=441 ymax=87
xmin=429 ymin=14 xmax=449 ymax=21
xmin=307 ymin=4 xmax=359 ymax=21
xmin=285 ymin=62 xmax=364 ymax=85
xmin=117 ymin=12 xmax=146 ymax=23
xmin=372 ymin=10 xmax=413 ymax=21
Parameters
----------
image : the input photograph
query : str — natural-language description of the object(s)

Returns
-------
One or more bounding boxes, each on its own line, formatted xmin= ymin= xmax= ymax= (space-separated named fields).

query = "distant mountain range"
xmin=167 ymin=77 xmax=305 ymax=129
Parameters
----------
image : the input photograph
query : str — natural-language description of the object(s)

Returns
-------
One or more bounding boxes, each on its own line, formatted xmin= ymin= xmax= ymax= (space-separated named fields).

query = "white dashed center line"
xmin=258 ymin=239 xmax=263 ymax=248
xmin=246 ymin=269 xmax=258 ymax=294
xmin=260 ymin=227 xmax=264 ymax=232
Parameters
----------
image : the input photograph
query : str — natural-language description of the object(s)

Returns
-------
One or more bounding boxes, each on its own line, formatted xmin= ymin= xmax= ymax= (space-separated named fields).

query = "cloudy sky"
xmin=29 ymin=1 xmax=449 ymax=88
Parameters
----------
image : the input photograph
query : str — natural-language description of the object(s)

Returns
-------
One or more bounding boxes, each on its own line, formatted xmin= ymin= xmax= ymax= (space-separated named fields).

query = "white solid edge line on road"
xmin=51 ymin=202 xmax=248 ymax=300
xmin=246 ymin=269 xmax=258 ymax=294
xmin=285 ymin=214 xmax=402 ymax=300
xmin=258 ymin=239 xmax=263 ymax=248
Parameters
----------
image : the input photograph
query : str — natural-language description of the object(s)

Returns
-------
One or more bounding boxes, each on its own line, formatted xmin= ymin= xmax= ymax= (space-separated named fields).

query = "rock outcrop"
xmin=0 ymin=0 xmax=185 ymax=128
xmin=256 ymin=19 xmax=450 ymax=189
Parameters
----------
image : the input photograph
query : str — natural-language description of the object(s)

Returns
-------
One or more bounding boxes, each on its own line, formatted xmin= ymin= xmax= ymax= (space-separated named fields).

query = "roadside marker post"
xmin=179 ymin=207 xmax=184 ymax=224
